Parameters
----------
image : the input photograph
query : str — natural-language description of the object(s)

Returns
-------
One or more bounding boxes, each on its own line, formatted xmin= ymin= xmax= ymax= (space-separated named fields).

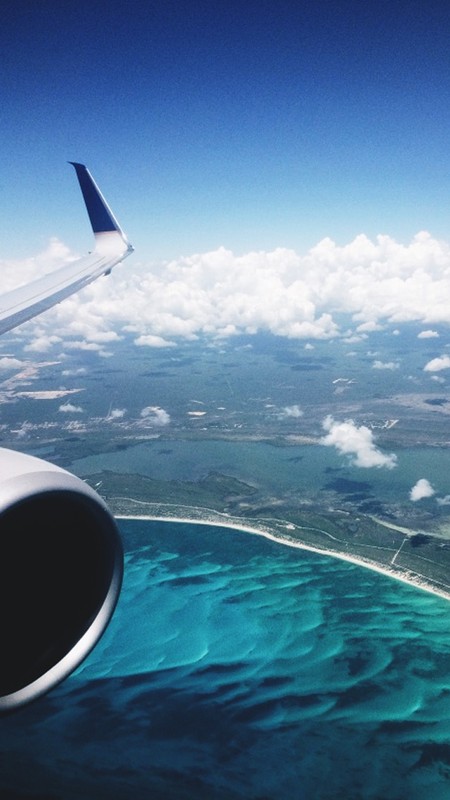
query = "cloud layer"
xmin=5 ymin=230 xmax=450 ymax=347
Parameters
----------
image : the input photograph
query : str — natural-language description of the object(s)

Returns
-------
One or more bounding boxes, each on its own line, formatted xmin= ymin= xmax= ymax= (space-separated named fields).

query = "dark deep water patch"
xmin=324 ymin=477 xmax=372 ymax=494
xmin=1 ymin=519 xmax=450 ymax=800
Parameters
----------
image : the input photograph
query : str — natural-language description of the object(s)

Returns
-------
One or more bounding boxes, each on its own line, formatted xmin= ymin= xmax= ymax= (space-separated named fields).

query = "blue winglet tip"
xmin=69 ymin=161 xmax=120 ymax=235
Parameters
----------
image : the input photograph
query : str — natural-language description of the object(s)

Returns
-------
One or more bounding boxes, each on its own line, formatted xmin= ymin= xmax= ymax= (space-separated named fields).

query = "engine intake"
xmin=0 ymin=448 xmax=123 ymax=712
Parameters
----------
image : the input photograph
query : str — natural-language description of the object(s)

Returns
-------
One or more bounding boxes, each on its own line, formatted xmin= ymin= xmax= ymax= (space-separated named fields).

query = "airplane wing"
xmin=0 ymin=163 xmax=133 ymax=335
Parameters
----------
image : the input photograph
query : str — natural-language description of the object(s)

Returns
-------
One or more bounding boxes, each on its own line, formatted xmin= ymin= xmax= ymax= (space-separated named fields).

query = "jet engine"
xmin=0 ymin=448 xmax=123 ymax=712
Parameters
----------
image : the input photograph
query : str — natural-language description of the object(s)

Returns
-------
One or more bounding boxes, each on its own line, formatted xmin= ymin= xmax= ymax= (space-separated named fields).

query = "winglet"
xmin=69 ymin=162 xmax=131 ymax=249
xmin=0 ymin=163 xmax=134 ymax=335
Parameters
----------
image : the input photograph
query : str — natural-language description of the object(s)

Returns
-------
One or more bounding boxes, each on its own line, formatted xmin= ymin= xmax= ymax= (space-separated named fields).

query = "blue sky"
xmin=2 ymin=0 xmax=450 ymax=261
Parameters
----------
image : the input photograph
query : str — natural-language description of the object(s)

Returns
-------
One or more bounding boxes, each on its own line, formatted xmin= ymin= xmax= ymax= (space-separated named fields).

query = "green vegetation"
xmin=84 ymin=468 xmax=450 ymax=599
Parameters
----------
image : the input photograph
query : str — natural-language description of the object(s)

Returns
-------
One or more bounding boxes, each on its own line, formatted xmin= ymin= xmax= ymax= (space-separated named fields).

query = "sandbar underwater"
xmin=1 ymin=517 xmax=450 ymax=799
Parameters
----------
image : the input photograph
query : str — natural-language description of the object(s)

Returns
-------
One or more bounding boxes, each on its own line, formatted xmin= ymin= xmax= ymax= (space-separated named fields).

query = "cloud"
xmin=372 ymin=360 xmax=400 ymax=370
xmin=0 ymin=357 xmax=24 ymax=370
xmin=140 ymin=406 xmax=171 ymax=426
xmin=320 ymin=416 xmax=397 ymax=469
xmin=9 ymin=231 xmax=450 ymax=347
xmin=424 ymin=355 xmax=450 ymax=372
xmin=59 ymin=402 xmax=83 ymax=413
xmin=106 ymin=408 xmax=126 ymax=420
xmin=64 ymin=340 xmax=106 ymax=351
xmin=356 ymin=321 xmax=382 ymax=332
xmin=24 ymin=334 xmax=62 ymax=353
xmin=418 ymin=330 xmax=439 ymax=339
xmin=410 ymin=478 xmax=435 ymax=502
xmin=61 ymin=367 xmax=87 ymax=376
xmin=279 ymin=404 xmax=304 ymax=418
xmin=134 ymin=334 xmax=176 ymax=348
xmin=12 ymin=422 xmax=33 ymax=438
xmin=343 ymin=334 xmax=366 ymax=344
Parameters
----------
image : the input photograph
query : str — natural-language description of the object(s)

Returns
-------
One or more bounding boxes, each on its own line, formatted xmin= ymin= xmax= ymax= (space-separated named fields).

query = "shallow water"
xmin=71 ymin=437 xmax=450 ymax=510
xmin=1 ymin=518 xmax=450 ymax=799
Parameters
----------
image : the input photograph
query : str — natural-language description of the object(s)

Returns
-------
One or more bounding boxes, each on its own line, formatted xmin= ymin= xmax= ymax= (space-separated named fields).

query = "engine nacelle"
xmin=0 ymin=448 xmax=123 ymax=712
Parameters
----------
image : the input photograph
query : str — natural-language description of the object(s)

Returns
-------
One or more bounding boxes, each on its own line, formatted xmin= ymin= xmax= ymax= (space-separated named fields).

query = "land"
xmin=84 ymin=462 xmax=450 ymax=601
xmin=2 ymin=333 xmax=450 ymax=600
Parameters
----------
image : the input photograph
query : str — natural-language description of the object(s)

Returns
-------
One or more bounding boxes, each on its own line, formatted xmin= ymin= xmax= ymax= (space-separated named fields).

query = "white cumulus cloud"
xmin=418 ymin=330 xmax=439 ymax=339
xmin=58 ymin=402 xmax=83 ymax=413
xmin=320 ymin=415 xmax=397 ymax=469
xmin=9 ymin=231 xmax=450 ymax=347
xmin=134 ymin=334 xmax=176 ymax=348
xmin=25 ymin=334 xmax=62 ymax=353
xmin=0 ymin=357 xmax=24 ymax=370
xmin=280 ymin=404 xmax=304 ymax=418
xmin=106 ymin=408 xmax=126 ymax=420
xmin=64 ymin=340 xmax=105 ymax=352
xmin=410 ymin=478 xmax=435 ymax=502
xmin=140 ymin=406 xmax=171 ymax=426
xmin=424 ymin=355 xmax=450 ymax=372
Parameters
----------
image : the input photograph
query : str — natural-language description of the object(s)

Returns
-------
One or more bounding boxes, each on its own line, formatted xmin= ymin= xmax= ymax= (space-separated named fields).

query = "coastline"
xmin=116 ymin=510 xmax=450 ymax=604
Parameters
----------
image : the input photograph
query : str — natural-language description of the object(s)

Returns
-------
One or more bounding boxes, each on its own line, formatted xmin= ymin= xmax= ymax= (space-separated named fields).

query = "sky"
xmin=2 ymin=0 xmax=450 ymax=261
xmin=3 ymin=1 xmax=450 ymax=352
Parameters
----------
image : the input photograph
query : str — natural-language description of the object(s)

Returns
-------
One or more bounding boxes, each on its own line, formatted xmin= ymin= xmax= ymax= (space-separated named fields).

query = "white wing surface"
xmin=0 ymin=163 xmax=133 ymax=335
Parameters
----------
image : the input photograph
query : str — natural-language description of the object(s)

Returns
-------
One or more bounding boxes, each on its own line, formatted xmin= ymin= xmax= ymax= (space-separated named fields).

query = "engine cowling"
xmin=0 ymin=448 xmax=123 ymax=712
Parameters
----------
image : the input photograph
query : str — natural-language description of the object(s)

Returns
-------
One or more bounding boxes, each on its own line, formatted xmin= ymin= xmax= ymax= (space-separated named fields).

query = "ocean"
xmin=1 ymin=518 xmax=449 ymax=799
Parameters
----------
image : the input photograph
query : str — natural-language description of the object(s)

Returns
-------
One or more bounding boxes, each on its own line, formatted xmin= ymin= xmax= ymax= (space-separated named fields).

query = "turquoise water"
xmin=1 ymin=518 xmax=450 ymax=799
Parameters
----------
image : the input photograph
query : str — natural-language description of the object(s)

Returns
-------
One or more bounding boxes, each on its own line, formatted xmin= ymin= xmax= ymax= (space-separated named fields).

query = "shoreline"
xmin=116 ymin=511 xmax=450 ymax=604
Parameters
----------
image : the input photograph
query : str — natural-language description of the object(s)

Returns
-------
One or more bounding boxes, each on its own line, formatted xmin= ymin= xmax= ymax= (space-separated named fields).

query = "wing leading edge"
xmin=0 ymin=164 xmax=133 ymax=335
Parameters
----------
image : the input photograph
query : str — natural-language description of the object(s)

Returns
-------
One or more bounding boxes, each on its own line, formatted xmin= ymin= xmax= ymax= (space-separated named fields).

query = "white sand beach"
xmin=117 ymin=509 xmax=450 ymax=603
